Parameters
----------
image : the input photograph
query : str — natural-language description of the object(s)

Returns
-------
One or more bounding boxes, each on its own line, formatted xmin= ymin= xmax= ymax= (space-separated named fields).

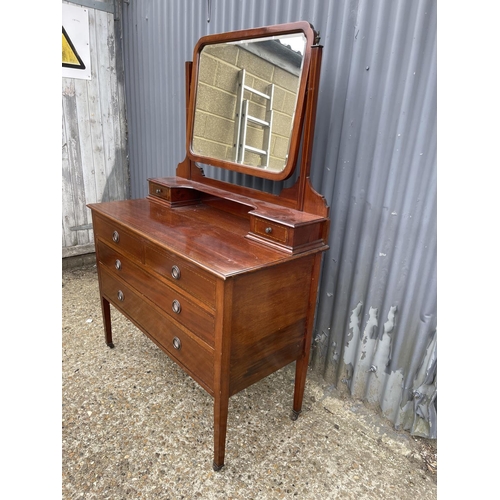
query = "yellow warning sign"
xmin=62 ymin=3 xmax=90 ymax=80
xmin=62 ymin=27 xmax=85 ymax=70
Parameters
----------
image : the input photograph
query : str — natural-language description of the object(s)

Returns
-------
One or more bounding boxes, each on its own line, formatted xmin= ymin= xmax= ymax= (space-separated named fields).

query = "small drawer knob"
xmin=171 ymin=265 xmax=181 ymax=280
xmin=172 ymin=299 xmax=181 ymax=314
xmin=117 ymin=290 xmax=124 ymax=301
xmin=115 ymin=259 xmax=122 ymax=270
xmin=265 ymin=227 xmax=273 ymax=234
xmin=112 ymin=230 xmax=120 ymax=243
xmin=172 ymin=337 xmax=181 ymax=350
xmin=155 ymin=188 xmax=162 ymax=194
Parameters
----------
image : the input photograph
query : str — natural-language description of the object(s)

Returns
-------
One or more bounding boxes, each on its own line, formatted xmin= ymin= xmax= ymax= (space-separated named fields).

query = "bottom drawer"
xmin=99 ymin=268 xmax=214 ymax=393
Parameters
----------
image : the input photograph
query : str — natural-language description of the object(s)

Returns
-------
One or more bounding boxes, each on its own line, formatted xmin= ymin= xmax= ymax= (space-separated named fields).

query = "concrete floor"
xmin=62 ymin=264 xmax=437 ymax=499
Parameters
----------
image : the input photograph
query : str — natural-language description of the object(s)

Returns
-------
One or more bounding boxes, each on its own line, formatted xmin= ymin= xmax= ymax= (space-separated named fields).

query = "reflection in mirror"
xmin=191 ymin=34 xmax=306 ymax=174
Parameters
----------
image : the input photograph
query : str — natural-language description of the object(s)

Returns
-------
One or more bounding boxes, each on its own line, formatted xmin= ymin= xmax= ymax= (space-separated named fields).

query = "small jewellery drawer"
xmin=145 ymin=245 xmax=217 ymax=309
xmin=148 ymin=181 xmax=169 ymax=201
xmin=147 ymin=179 xmax=201 ymax=206
xmin=93 ymin=215 xmax=143 ymax=262
xmin=99 ymin=268 xmax=214 ymax=392
xmin=252 ymin=218 xmax=289 ymax=245
xmin=97 ymin=241 xmax=215 ymax=348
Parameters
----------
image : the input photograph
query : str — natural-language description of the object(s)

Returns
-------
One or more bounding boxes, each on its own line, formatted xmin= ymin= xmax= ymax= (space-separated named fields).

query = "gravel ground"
xmin=62 ymin=263 xmax=437 ymax=499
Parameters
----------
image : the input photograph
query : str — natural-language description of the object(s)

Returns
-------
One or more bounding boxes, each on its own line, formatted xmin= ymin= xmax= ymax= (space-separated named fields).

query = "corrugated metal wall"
xmin=62 ymin=0 xmax=129 ymax=258
xmin=120 ymin=0 xmax=436 ymax=438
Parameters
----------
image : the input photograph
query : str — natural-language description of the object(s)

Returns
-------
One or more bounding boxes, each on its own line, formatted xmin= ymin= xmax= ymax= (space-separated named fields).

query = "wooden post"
xmin=297 ymin=44 xmax=323 ymax=211
xmin=292 ymin=252 xmax=323 ymax=417
xmin=212 ymin=279 xmax=233 ymax=470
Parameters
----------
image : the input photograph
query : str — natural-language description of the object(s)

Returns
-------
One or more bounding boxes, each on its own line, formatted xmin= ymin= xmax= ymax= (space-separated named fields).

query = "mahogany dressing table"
xmin=88 ymin=22 xmax=330 ymax=470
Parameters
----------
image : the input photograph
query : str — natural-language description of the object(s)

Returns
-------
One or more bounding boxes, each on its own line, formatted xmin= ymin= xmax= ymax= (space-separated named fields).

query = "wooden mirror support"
xmin=88 ymin=22 xmax=330 ymax=471
xmin=186 ymin=22 xmax=314 ymax=179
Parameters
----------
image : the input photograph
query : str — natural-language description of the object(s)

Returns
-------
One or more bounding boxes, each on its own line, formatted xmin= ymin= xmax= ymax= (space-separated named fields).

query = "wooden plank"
xmin=62 ymin=97 xmax=76 ymax=248
xmin=62 ymin=243 xmax=96 ymax=258
xmin=86 ymin=8 xmax=108 ymax=204
xmin=63 ymin=7 xmax=129 ymax=257
xmin=62 ymin=77 xmax=87 ymax=247
xmin=95 ymin=10 xmax=118 ymax=200
xmin=106 ymin=9 xmax=128 ymax=200
xmin=74 ymin=77 xmax=95 ymax=247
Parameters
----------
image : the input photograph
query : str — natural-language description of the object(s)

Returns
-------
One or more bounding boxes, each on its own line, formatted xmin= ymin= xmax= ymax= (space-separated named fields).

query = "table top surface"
xmin=89 ymin=198 xmax=327 ymax=278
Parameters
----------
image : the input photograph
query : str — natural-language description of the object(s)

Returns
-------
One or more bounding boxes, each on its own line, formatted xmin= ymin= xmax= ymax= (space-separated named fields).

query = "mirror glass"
xmin=189 ymin=29 xmax=310 ymax=178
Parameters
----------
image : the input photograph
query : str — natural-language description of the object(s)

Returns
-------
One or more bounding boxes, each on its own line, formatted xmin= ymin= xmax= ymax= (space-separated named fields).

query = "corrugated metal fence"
xmin=120 ymin=0 xmax=437 ymax=438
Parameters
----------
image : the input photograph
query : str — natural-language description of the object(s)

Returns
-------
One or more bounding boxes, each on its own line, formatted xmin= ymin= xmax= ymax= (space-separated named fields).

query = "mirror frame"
xmin=185 ymin=22 xmax=316 ymax=181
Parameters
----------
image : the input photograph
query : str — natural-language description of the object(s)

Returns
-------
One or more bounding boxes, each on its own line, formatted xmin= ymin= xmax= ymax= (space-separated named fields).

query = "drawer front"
xmin=147 ymin=180 xmax=201 ymax=206
xmin=148 ymin=181 xmax=169 ymax=201
xmin=97 ymin=241 xmax=215 ymax=348
xmin=93 ymin=215 xmax=143 ymax=263
xmin=145 ymin=245 xmax=217 ymax=309
xmin=99 ymin=268 xmax=214 ymax=392
xmin=252 ymin=218 xmax=289 ymax=245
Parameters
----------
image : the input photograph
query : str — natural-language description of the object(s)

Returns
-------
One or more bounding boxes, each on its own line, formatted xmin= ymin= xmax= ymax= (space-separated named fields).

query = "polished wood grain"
xmin=93 ymin=213 xmax=144 ymax=262
xmin=228 ymin=256 xmax=315 ymax=396
xmin=292 ymin=252 xmax=323 ymax=417
xmin=295 ymin=44 xmax=323 ymax=211
xmin=99 ymin=267 xmax=215 ymax=393
xmin=147 ymin=177 xmax=329 ymax=254
xmin=89 ymin=199 xmax=327 ymax=278
xmin=212 ymin=278 xmax=233 ymax=470
xmin=90 ymin=196 xmax=328 ymax=468
xmin=89 ymin=22 xmax=330 ymax=471
xmin=148 ymin=180 xmax=201 ymax=207
xmin=98 ymin=240 xmax=216 ymax=348
xmin=144 ymin=245 xmax=217 ymax=309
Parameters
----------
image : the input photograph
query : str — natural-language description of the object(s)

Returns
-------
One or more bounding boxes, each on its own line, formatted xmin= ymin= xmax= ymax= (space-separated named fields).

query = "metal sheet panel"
xmin=121 ymin=0 xmax=437 ymax=438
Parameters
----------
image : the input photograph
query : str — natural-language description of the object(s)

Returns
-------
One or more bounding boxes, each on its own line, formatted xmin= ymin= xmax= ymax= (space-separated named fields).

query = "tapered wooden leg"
xmin=292 ymin=355 xmax=308 ymax=420
xmin=101 ymin=296 xmax=114 ymax=348
xmin=213 ymin=393 xmax=229 ymax=471
xmin=291 ymin=253 xmax=323 ymax=421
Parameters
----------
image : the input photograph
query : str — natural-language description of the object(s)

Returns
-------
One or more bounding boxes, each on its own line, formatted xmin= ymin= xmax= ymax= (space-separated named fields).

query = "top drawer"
xmin=93 ymin=215 xmax=144 ymax=263
xmin=148 ymin=180 xmax=201 ymax=207
xmin=92 ymin=212 xmax=217 ymax=309
xmin=252 ymin=217 xmax=289 ymax=245
xmin=148 ymin=181 xmax=169 ymax=201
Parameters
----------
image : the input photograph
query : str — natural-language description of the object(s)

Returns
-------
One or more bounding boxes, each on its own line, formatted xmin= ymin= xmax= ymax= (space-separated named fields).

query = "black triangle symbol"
xmin=62 ymin=26 xmax=86 ymax=70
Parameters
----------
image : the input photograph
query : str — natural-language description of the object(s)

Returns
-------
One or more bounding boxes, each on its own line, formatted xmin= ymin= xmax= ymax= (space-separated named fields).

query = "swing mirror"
xmin=186 ymin=22 xmax=316 ymax=181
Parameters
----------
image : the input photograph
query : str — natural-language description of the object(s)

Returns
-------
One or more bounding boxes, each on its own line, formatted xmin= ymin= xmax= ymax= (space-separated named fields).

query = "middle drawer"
xmin=97 ymin=240 xmax=215 ymax=348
